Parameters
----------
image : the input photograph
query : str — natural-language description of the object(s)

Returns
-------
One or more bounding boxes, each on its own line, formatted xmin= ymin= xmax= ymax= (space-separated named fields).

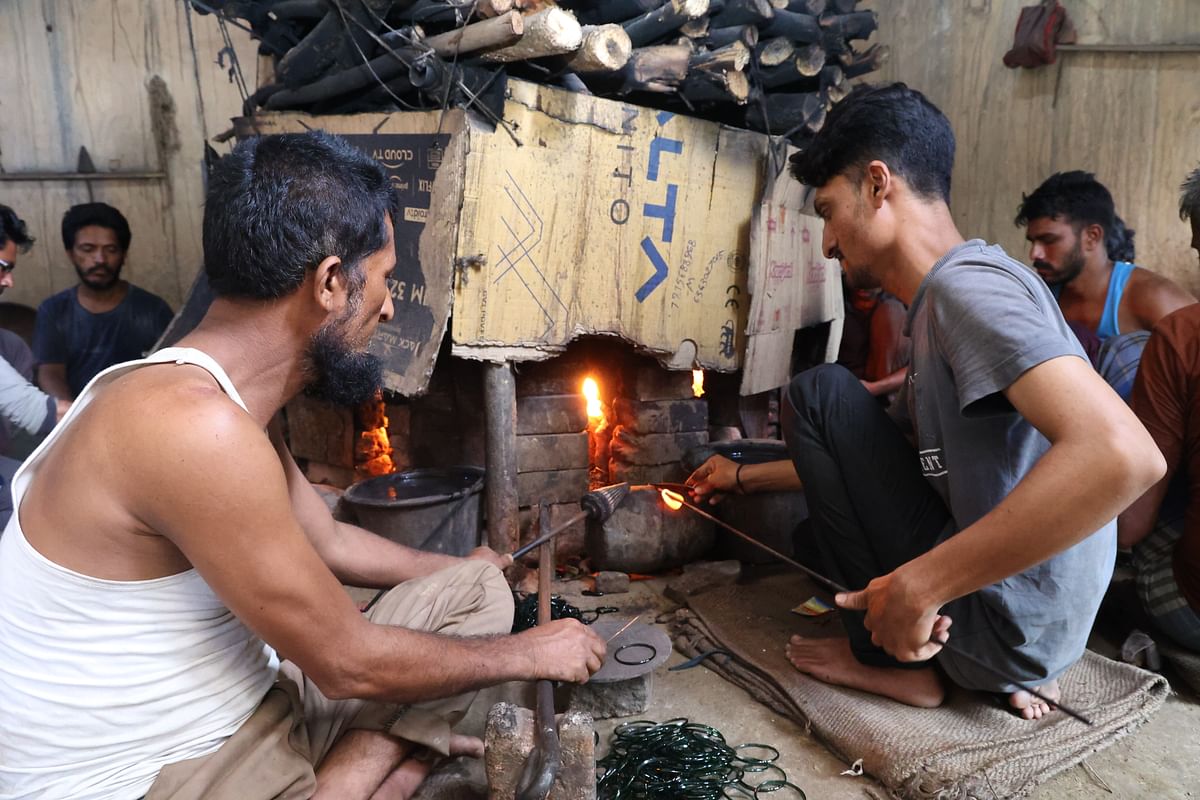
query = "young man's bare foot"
xmin=370 ymin=736 xmax=485 ymax=800
xmin=1007 ymin=678 xmax=1060 ymax=720
xmin=786 ymin=635 xmax=945 ymax=708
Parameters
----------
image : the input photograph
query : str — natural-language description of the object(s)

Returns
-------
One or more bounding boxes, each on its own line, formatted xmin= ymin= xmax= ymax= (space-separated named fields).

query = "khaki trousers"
xmin=144 ymin=560 xmax=514 ymax=800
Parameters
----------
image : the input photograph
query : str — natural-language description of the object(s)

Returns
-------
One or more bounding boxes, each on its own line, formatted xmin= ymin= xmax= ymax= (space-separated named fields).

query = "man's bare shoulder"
xmin=85 ymin=364 xmax=277 ymax=499
xmin=99 ymin=363 xmax=258 ymax=434
xmin=1127 ymin=267 xmax=1197 ymax=326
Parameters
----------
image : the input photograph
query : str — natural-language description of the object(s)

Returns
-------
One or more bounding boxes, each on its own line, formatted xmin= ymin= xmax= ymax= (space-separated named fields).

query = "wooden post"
xmin=485 ymin=362 xmax=520 ymax=554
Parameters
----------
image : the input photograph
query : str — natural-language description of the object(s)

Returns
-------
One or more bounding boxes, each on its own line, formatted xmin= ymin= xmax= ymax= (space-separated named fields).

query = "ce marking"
xmin=725 ymin=285 xmax=741 ymax=310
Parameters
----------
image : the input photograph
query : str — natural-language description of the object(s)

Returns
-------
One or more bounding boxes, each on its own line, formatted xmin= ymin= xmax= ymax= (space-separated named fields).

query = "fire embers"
xmin=356 ymin=390 xmax=395 ymax=478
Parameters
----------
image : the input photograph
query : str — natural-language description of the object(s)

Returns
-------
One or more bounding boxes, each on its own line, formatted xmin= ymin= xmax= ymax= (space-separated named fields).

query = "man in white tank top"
xmin=0 ymin=131 xmax=606 ymax=800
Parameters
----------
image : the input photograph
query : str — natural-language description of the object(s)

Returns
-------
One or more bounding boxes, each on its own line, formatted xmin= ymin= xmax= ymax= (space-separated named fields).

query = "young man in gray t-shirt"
xmin=687 ymin=83 xmax=1164 ymax=718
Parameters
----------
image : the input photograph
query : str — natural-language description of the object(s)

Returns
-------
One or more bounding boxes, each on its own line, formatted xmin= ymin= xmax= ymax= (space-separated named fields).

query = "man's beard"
xmin=1033 ymin=241 xmax=1086 ymax=286
xmin=843 ymin=263 xmax=881 ymax=291
xmin=303 ymin=319 xmax=383 ymax=407
xmin=75 ymin=264 xmax=122 ymax=291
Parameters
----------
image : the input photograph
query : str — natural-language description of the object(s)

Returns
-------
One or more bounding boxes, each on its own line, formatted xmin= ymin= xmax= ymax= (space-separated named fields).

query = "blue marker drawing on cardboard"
xmin=493 ymin=170 xmax=568 ymax=339
xmin=636 ymin=121 xmax=684 ymax=303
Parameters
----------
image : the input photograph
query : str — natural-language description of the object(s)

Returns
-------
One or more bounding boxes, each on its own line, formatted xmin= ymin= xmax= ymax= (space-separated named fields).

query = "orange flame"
xmin=356 ymin=390 xmax=395 ymax=477
xmin=660 ymin=488 xmax=684 ymax=511
xmin=692 ymin=369 xmax=705 ymax=398
xmin=582 ymin=376 xmax=602 ymax=419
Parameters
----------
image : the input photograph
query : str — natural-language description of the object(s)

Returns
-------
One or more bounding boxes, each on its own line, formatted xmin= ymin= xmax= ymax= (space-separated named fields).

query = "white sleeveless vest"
xmin=0 ymin=348 xmax=279 ymax=800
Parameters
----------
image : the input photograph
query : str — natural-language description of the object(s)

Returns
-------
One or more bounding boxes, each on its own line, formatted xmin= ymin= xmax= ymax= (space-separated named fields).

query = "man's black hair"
xmin=1181 ymin=166 xmax=1200 ymax=223
xmin=61 ymin=202 xmax=131 ymax=251
xmin=202 ymin=131 xmax=398 ymax=300
xmin=0 ymin=204 xmax=35 ymax=253
xmin=1106 ymin=214 xmax=1136 ymax=262
xmin=1014 ymin=171 xmax=1116 ymax=238
xmin=789 ymin=82 xmax=956 ymax=203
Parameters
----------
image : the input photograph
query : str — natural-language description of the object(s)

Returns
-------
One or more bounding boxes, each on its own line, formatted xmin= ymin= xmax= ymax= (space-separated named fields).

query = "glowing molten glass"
xmin=582 ymin=376 xmax=602 ymax=419
xmin=660 ymin=489 xmax=684 ymax=511
xmin=692 ymin=369 xmax=705 ymax=397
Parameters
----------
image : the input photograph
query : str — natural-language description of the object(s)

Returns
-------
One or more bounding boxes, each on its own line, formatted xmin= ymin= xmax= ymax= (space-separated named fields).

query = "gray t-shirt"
xmin=894 ymin=239 xmax=1116 ymax=691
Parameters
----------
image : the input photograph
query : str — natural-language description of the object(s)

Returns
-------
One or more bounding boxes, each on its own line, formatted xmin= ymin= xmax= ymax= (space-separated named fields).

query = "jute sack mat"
xmin=674 ymin=572 xmax=1169 ymax=799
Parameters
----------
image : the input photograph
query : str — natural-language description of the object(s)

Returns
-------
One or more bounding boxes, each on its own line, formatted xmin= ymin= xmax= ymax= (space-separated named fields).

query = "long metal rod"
xmin=665 ymin=491 xmax=1094 ymax=726
xmin=510 ymin=509 xmax=589 ymax=560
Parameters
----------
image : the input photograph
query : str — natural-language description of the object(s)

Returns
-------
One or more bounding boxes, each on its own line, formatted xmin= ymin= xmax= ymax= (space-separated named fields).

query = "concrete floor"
xmin=353 ymin=571 xmax=1200 ymax=799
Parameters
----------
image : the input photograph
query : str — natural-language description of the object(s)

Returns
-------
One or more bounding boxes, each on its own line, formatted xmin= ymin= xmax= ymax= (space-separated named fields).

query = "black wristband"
xmin=735 ymin=462 xmax=746 ymax=495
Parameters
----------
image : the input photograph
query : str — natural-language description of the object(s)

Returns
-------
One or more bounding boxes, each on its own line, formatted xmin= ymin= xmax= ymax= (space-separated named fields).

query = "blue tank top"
xmin=1097 ymin=261 xmax=1137 ymax=340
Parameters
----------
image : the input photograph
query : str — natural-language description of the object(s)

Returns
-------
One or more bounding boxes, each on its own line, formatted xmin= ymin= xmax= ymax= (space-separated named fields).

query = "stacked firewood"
xmin=194 ymin=0 xmax=886 ymax=142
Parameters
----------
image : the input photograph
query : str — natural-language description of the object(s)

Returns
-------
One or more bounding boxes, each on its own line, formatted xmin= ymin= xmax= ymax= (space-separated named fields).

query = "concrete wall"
xmin=0 ymin=1 xmax=257 ymax=311
xmin=863 ymin=0 xmax=1200 ymax=291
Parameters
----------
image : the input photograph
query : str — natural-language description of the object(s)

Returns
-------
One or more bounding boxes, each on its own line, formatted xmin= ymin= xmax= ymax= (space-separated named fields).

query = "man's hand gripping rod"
xmin=654 ymin=486 xmax=1093 ymax=726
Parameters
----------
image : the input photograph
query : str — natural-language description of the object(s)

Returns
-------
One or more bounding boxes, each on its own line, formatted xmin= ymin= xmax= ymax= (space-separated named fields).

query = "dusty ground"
xmin=351 ymin=569 xmax=1200 ymax=799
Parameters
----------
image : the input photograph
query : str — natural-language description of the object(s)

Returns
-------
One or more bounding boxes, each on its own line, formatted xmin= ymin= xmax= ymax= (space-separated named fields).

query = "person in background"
xmin=688 ymin=84 xmax=1164 ymax=719
xmin=1016 ymin=171 xmax=1196 ymax=400
xmin=1118 ymin=166 xmax=1200 ymax=654
xmin=33 ymin=202 xmax=174 ymax=399
xmin=0 ymin=204 xmax=68 ymax=529
xmin=836 ymin=278 xmax=910 ymax=403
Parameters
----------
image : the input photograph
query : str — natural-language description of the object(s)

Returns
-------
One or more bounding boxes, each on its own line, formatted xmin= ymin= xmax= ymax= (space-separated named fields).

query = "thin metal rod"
xmin=0 ymin=172 xmax=165 ymax=182
xmin=666 ymin=491 xmax=1094 ymax=726
xmin=671 ymin=492 xmax=848 ymax=595
xmin=606 ymin=613 xmax=643 ymax=643
xmin=511 ymin=509 xmax=589 ymax=560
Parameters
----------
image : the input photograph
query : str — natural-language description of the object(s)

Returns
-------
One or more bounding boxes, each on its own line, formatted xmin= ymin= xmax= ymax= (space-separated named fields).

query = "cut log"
xmin=745 ymin=89 xmax=826 ymax=135
xmin=622 ymin=0 xmax=710 ymax=48
xmin=482 ymin=7 xmax=584 ymax=62
xmin=680 ymin=66 xmax=751 ymax=105
xmin=621 ymin=44 xmax=692 ymax=92
xmin=405 ymin=0 xmax=504 ymax=26
xmin=704 ymin=24 xmax=757 ymax=48
xmin=679 ymin=17 xmax=710 ymax=39
xmin=840 ymin=43 xmax=889 ymax=78
xmin=479 ymin=0 xmax=517 ymax=17
xmin=820 ymin=63 xmax=847 ymax=102
xmin=564 ymin=24 xmax=633 ymax=73
xmin=794 ymin=41 xmax=825 ymax=75
xmin=828 ymin=0 xmax=857 ymax=13
xmin=266 ymin=46 xmax=430 ymax=109
xmin=820 ymin=10 xmax=877 ymax=41
xmin=681 ymin=65 xmax=744 ymax=104
xmin=422 ymin=11 xmax=524 ymax=57
xmin=577 ymin=0 xmax=665 ymax=25
xmin=774 ymin=0 xmax=825 ymax=12
xmin=709 ymin=0 xmax=773 ymax=28
xmin=268 ymin=0 xmax=328 ymax=21
xmin=759 ymin=9 xmax=820 ymax=43
xmin=690 ymin=40 xmax=750 ymax=71
xmin=754 ymin=36 xmax=794 ymax=66
xmin=757 ymin=54 xmax=817 ymax=89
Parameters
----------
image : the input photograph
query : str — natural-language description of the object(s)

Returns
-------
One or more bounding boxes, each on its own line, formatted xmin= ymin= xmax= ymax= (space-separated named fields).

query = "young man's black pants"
xmin=781 ymin=364 xmax=952 ymax=669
